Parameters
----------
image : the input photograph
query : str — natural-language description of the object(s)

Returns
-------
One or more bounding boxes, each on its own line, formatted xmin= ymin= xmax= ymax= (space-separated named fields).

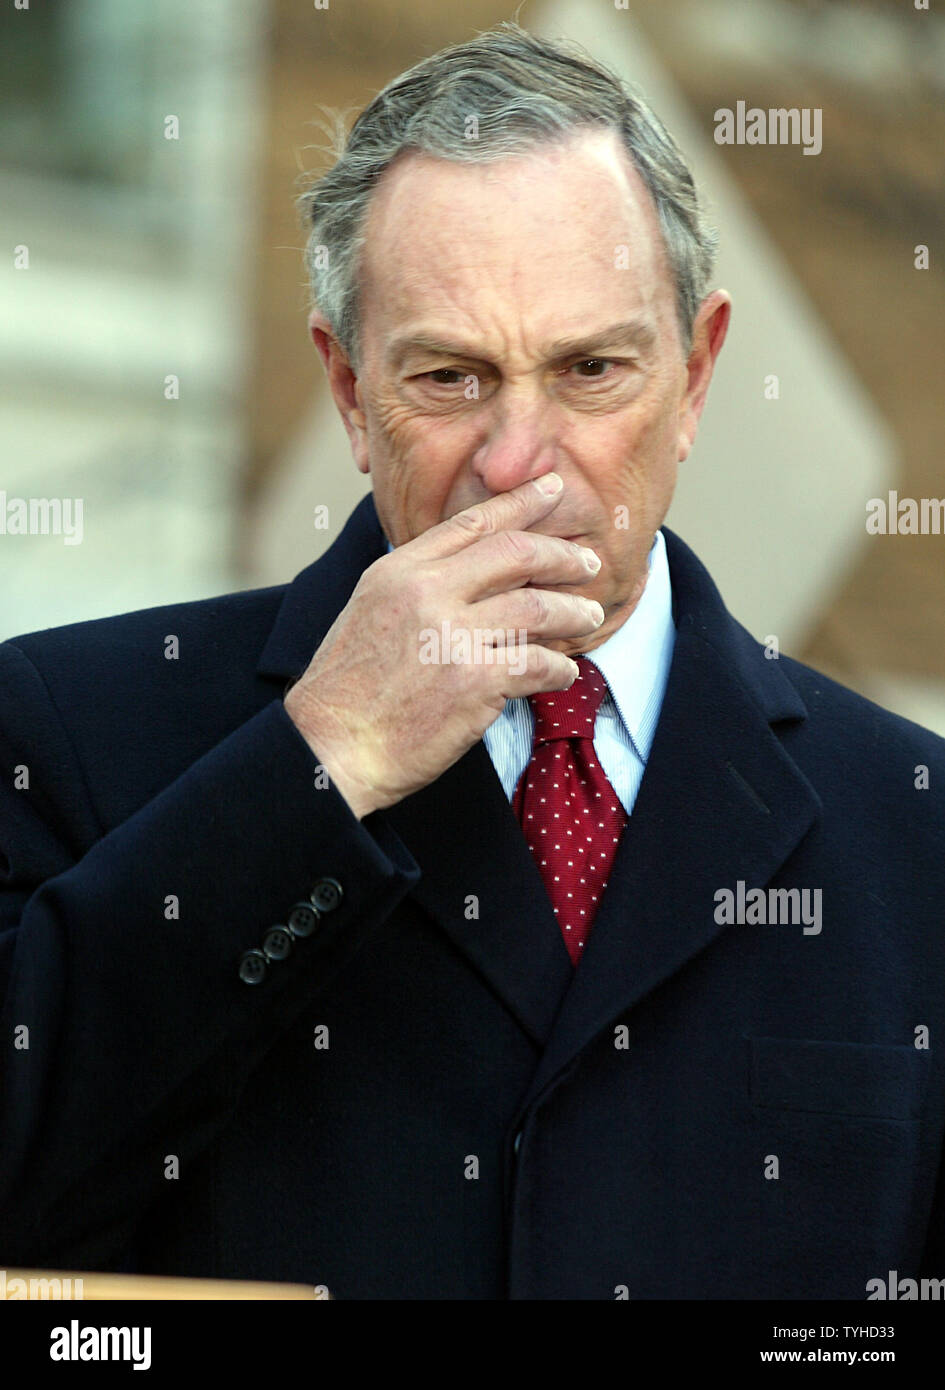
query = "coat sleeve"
xmin=0 ymin=638 xmax=420 ymax=1271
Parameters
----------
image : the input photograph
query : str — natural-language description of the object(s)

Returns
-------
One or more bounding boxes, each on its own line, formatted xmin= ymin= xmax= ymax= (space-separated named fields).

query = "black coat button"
xmin=262 ymin=926 xmax=293 ymax=962
xmin=238 ymin=949 xmax=268 ymax=985
xmin=310 ymin=877 xmax=343 ymax=913
xmin=287 ymin=902 xmax=319 ymax=938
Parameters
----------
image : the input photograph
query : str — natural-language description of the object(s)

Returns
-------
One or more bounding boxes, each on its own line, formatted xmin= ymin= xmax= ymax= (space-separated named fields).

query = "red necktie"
xmin=512 ymin=657 xmax=628 ymax=966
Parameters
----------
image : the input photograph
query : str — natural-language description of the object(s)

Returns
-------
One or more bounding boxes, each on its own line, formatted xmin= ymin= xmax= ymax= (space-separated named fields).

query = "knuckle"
xmin=521 ymin=586 xmax=549 ymax=625
xmin=496 ymin=528 xmax=538 ymax=567
xmin=353 ymin=555 xmax=383 ymax=590
xmin=450 ymin=506 xmax=492 ymax=541
xmin=530 ymin=644 xmax=555 ymax=680
xmin=507 ymin=487 xmax=536 ymax=525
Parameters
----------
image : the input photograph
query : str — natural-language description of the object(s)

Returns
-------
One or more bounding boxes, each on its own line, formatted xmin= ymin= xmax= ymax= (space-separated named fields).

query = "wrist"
xmin=284 ymin=689 xmax=381 ymax=821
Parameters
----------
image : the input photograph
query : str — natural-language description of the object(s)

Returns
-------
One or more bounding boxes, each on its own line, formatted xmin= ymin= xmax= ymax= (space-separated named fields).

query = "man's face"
xmin=313 ymin=127 xmax=729 ymax=649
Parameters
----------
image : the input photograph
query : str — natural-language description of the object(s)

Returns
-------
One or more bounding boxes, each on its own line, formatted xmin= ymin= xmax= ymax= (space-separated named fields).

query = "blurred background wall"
xmin=3 ymin=0 xmax=944 ymax=731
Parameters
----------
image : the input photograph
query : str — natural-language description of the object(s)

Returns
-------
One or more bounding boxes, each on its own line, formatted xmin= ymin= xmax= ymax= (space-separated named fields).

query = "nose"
xmin=470 ymin=390 xmax=561 ymax=495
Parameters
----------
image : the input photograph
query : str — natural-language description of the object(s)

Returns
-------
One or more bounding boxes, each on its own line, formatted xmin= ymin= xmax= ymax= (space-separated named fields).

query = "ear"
xmin=676 ymin=290 xmax=731 ymax=463
xmin=308 ymin=308 xmax=370 ymax=475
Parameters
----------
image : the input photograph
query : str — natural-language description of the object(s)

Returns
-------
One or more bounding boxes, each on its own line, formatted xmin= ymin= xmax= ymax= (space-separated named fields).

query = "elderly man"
xmin=1 ymin=23 xmax=944 ymax=1302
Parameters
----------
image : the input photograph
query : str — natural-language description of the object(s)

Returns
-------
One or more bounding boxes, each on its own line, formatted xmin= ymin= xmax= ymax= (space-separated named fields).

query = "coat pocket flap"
xmin=749 ymin=1036 xmax=931 ymax=1120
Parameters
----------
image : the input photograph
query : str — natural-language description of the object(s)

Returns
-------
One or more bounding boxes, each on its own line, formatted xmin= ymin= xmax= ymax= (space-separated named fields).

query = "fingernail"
xmin=534 ymin=473 xmax=563 ymax=496
xmin=582 ymin=547 xmax=601 ymax=572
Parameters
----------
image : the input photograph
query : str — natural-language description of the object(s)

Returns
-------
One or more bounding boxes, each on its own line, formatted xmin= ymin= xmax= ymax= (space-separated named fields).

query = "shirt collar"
xmin=580 ymin=528 xmax=674 ymax=763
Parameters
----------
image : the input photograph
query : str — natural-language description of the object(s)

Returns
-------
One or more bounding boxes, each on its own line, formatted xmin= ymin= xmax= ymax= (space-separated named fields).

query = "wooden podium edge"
xmin=1 ymin=1269 xmax=330 ymax=1300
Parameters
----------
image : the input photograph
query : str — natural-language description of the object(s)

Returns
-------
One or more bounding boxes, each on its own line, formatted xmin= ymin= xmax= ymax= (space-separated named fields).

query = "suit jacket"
xmin=1 ymin=491 xmax=944 ymax=1300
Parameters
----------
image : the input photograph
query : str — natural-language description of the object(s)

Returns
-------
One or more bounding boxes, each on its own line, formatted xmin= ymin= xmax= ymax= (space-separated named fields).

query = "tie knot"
xmin=528 ymin=656 xmax=608 ymax=744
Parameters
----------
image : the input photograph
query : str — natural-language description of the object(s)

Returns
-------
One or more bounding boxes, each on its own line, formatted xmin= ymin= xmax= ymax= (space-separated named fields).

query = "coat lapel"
xmin=516 ymin=528 xmax=822 ymax=1107
xmin=382 ymin=745 xmax=574 ymax=1047
xmin=257 ymin=497 xmax=821 ymax=1076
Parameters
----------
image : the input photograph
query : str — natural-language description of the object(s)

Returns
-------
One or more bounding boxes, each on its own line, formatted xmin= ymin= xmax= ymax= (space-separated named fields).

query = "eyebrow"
xmin=388 ymin=318 xmax=658 ymax=368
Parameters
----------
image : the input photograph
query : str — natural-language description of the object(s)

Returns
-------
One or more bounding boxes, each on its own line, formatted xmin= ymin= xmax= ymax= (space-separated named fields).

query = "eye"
xmin=570 ymin=358 xmax=615 ymax=378
xmin=422 ymin=368 xmax=465 ymax=385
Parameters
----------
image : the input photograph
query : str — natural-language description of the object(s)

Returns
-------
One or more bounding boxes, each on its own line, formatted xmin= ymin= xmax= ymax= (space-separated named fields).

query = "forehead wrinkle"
xmin=387 ymin=317 xmax=658 ymax=368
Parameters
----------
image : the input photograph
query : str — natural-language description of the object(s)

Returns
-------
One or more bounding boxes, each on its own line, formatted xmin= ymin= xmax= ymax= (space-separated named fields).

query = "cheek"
xmin=367 ymin=399 xmax=469 ymax=534
xmin=371 ymin=393 xmax=463 ymax=458
xmin=584 ymin=405 xmax=679 ymax=553
xmin=590 ymin=406 xmax=673 ymax=498
xmin=611 ymin=401 xmax=681 ymax=506
xmin=629 ymin=381 xmax=679 ymax=449
xmin=368 ymin=396 xmax=419 ymax=459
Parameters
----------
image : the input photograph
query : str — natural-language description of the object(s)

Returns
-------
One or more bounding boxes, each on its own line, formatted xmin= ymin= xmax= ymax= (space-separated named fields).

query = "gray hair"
xmin=297 ymin=20 xmax=718 ymax=370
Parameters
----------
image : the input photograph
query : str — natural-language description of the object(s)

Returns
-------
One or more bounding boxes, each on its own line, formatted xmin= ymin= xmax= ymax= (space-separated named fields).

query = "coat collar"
xmin=257 ymin=493 xmax=820 ymax=1087
xmin=257 ymin=491 xmax=387 ymax=684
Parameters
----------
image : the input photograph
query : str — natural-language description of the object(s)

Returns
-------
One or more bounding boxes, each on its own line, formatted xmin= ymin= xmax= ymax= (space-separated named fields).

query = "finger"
xmin=445 ymin=526 xmax=601 ymax=604
xmin=485 ymin=643 xmax=581 ymax=701
xmin=405 ymin=474 xmax=567 ymax=563
xmin=467 ymin=588 xmax=605 ymax=644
